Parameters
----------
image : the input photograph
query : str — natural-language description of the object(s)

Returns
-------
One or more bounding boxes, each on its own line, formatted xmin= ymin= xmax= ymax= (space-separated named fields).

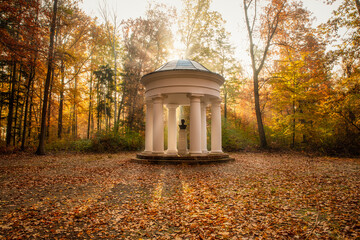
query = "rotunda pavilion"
xmin=134 ymin=59 xmax=233 ymax=163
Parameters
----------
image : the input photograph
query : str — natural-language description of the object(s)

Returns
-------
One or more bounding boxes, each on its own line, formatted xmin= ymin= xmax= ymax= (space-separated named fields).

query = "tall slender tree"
xmin=36 ymin=0 xmax=58 ymax=155
xmin=243 ymin=0 xmax=287 ymax=148
xmin=99 ymin=1 xmax=120 ymax=129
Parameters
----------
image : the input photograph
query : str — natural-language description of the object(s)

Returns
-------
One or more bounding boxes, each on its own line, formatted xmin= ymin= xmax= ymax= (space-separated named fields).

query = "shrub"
xmin=46 ymin=138 xmax=92 ymax=153
xmin=90 ymin=129 xmax=144 ymax=153
xmin=222 ymin=119 xmax=257 ymax=152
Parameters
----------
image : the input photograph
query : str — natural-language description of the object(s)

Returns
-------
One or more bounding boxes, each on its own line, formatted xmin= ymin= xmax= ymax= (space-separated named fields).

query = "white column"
xmin=152 ymin=95 xmax=164 ymax=154
xmin=189 ymin=94 xmax=203 ymax=155
xmin=144 ymin=100 xmax=153 ymax=153
xmin=201 ymin=102 xmax=208 ymax=153
xmin=211 ymin=98 xmax=223 ymax=153
xmin=167 ymin=104 xmax=178 ymax=155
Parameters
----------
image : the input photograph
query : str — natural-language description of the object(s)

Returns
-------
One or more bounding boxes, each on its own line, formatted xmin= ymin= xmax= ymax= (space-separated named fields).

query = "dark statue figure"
xmin=179 ymin=119 xmax=187 ymax=129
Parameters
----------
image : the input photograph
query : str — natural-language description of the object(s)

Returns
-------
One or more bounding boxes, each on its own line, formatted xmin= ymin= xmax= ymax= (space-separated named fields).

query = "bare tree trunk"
xmin=224 ymin=85 xmax=228 ymax=120
xmin=58 ymin=60 xmax=64 ymax=139
xmin=13 ymin=65 xmax=22 ymax=146
xmin=99 ymin=3 xmax=119 ymax=128
xmin=47 ymin=69 xmax=54 ymax=139
xmin=244 ymin=0 xmax=267 ymax=148
xmin=21 ymin=63 xmax=35 ymax=150
xmin=243 ymin=0 xmax=285 ymax=148
xmin=253 ymin=74 xmax=267 ymax=148
xmin=36 ymin=0 xmax=58 ymax=155
xmin=28 ymin=80 xmax=34 ymax=140
xmin=105 ymin=80 xmax=108 ymax=131
xmin=116 ymin=96 xmax=124 ymax=127
xmin=17 ymin=82 xmax=25 ymax=145
xmin=355 ymin=0 xmax=360 ymax=16
xmin=72 ymin=76 xmax=77 ymax=138
xmin=6 ymin=61 xmax=17 ymax=146
xmin=114 ymin=52 xmax=117 ymax=127
xmin=87 ymin=71 xmax=93 ymax=139
xmin=291 ymin=100 xmax=296 ymax=148
xmin=97 ymin=82 xmax=101 ymax=131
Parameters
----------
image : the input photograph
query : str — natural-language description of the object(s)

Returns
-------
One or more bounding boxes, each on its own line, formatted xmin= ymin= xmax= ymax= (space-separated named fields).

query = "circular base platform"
xmin=131 ymin=152 xmax=235 ymax=165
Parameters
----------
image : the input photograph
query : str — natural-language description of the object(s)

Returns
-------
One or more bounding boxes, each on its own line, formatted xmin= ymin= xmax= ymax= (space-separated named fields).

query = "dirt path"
xmin=0 ymin=152 xmax=359 ymax=239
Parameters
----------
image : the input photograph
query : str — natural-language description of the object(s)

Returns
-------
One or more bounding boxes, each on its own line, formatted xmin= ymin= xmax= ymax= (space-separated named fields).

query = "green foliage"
xmin=46 ymin=139 xmax=92 ymax=153
xmin=90 ymin=129 xmax=143 ymax=153
xmin=318 ymin=131 xmax=360 ymax=156
xmin=46 ymin=128 xmax=144 ymax=153
xmin=222 ymin=118 xmax=257 ymax=152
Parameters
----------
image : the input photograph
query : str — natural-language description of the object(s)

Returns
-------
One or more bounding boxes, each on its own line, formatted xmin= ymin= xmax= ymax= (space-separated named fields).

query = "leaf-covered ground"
xmin=0 ymin=152 xmax=359 ymax=239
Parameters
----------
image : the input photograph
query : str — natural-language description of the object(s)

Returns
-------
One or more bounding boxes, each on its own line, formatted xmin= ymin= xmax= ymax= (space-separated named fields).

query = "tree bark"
xmin=99 ymin=4 xmax=118 ymax=128
xmin=243 ymin=0 xmax=285 ymax=148
xmin=6 ymin=61 xmax=17 ymax=146
xmin=97 ymin=81 xmax=101 ymax=131
xmin=87 ymin=70 xmax=93 ymax=139
xmin=114 ymin=51 xmax=117 ymax=127
xmin=243 ymin=0 xmax=268 ymax=148
xmin=36 ymin=0 xmax=58 ymax=155
xmin=13 ymin=65 xmax=22 ymax=146
xmin=21 ymin=62 xmax=35 ymax=150
xmin=58 ymin=60 xmax=64 ymax=139
xmin=47 ymin=68 xmax=54 ymax=139
xmin=355 ymin=0 xmax=360 ymax=17
xmin=253 ymin=74 xmax=268 ymax=148
xmin=72 ymin=76 xmax=77 ymax=138
xmin=28 ymin=80 xmax=34 ymax=140
xmin=291 ymin=100 xmax=296 ymax=148
xmin=224 ymin=86 xmax=228 ymax=120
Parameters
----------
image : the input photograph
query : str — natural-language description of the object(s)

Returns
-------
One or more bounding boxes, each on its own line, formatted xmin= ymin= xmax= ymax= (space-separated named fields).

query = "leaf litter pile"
xmin=0 ymin=152 xmax=359 ymax=239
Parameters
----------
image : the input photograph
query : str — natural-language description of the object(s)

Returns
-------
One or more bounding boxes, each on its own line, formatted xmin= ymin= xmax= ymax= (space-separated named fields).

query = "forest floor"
xmin=0 ymin=152 xmax=359 ymax=239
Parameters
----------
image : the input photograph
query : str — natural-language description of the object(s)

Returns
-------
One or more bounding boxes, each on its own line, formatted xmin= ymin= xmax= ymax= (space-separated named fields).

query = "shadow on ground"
xmin=0 ymin=152 xmax=359 ymax=239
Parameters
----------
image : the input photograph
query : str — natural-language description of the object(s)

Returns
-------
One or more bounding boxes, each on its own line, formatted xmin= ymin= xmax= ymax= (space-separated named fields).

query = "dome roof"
xmin=154 ymin=59 xmax=211 ymax=72
xmin=141 ymin=59 xmax=224 ymax=104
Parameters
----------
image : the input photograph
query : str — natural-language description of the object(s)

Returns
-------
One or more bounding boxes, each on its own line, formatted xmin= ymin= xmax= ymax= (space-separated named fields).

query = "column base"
xmin=152 ymin=151 xmax=164 ymax=155
xmin=210 ymin=150 xmax=223 ymax=154
xmin=166 ymin=149 xmax=178 ymax=155
xmin=189 ymin=151 xmax=203 ymax=156
xmin=132 ymin=152 xmax=235 ymax=164
xmin=202 ymin=149 xmax=208 ymax=153
xmin=178 ymin=150 xmax=188 ymax=155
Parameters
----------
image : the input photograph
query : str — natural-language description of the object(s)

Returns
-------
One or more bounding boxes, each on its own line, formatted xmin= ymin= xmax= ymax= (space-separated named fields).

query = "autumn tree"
xmin=179 ymin=0 xmax=229 ymax=65
xmin=93 ymin=65 xmax=115 ymax=131
xmin=121 ymin=4 xmax=174 ymax=131
xmin=321 ymin=0 xmax=360 ymax=154
xmin=55 ymin=2 xmax=99 ymax=140
xmin=0 ymin=0 xmax=43 ymax=148
xmin=99 ymin=1 xmax=121 ymax=128
xmin=243 ymin=0 xmax=287 ymax=148
xmin=36 ymin=0 xmax=58 ymax=155
xmin=267 ymin=2 xmax=330 ymax=148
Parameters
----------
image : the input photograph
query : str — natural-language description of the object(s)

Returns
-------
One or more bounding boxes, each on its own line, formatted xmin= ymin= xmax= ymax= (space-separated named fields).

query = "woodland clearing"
xmin=0 ymin=152 xmax=359 ymax=239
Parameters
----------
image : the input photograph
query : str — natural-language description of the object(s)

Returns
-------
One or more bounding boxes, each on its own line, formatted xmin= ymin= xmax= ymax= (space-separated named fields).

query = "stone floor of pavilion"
xmin=131 ymin=152 xmax=234 ymax=165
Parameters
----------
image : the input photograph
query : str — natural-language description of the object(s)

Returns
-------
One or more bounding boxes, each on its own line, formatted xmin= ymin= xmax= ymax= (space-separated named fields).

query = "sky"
xmin=79 ymin=0 xmax=339 ymax=72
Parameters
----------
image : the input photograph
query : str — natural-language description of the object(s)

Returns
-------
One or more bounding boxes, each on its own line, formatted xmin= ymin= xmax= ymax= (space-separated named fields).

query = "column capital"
xmin=166 ymin=103 xmax=179 ymax=109
xmin=187 ymin=93 xmax=204 ymax=99
xmin=211 ymin=98 xmax=222 ymax=105
xmin=152 ymin=94 xmax=167 ymax=101
xmin=152 ymin=94 xmax=165 ymax=104
xmin=201 ymin=102 xmax=209 ymax=107
xmin=187 ymin=94 xmax=204 ymax=103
